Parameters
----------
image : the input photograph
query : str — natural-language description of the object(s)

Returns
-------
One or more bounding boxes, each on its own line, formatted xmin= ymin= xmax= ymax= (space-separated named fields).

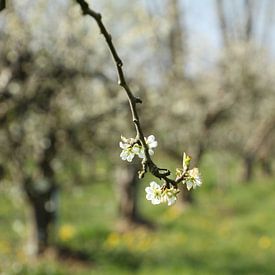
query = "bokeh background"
xmin=0 ymin=0 xmax=275 ymax=274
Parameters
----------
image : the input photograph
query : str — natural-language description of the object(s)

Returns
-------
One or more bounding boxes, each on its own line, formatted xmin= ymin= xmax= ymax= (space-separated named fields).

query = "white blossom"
xmin=138 ymin=135 xmax=158 ymax=158
xmin=119 ymin=142 xmax=137 ymax=162
xmin=120 ymin=135 xmax=158 ymax=161
xmin=185 ymin=168 xmax=202 ymax=190
xmin=145 ymin=182 xmax=179 ymax=206
xmin=145 ymin=181 xmax=162 ymax=205
xmin=146 ymin=135 xmax=158 ymax=155
xmin=162 ymin=187 xmax=179 ymax=206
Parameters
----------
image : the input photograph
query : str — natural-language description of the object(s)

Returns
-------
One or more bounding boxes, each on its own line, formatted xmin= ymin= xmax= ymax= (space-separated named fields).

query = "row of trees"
xmin=0 ymin=0 xmax=274 ymax=255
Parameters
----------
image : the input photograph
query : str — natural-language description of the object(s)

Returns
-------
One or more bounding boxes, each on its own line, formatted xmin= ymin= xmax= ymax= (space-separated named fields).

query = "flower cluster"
xmin=119 ymin=135 xmax=157 ymax=162
xmin=176 ymin=153 xmax=202 ymax=190
xmin=145 ymin=181 xmax=179 ymax=206
xmin=185 ymin=168 xmax=202 ymax=190
xmin=119 ymin=134 xmax=202 ymax=206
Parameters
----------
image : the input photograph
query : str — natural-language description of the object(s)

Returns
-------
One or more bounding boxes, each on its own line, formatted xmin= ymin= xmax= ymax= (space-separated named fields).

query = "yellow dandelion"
xmin=58 ymin=224 xmax=76 ymax=241
xmin=258 ymin=236 xmax=272 ymax=250
xmin=105 ymin=232 xmax=120 ymax=248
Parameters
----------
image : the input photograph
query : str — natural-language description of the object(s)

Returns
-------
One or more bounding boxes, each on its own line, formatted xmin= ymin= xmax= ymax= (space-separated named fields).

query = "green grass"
xmin=0 ymin=156 xmax=275 ymax=275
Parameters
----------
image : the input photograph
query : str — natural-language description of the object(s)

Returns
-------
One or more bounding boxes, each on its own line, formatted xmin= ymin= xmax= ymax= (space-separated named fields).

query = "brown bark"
xmin=24 ymin=177 xmax=58 ymax=254
xmin=24 ymin=130 xmax=58 ymax=254
xmin=116 ymin=163 xmax=139 ymax=222
xmin=115 ymin=162 xmax=152 ymax=228
xmin=260 ymin=158 xmax=273 ymax=176
xmin=242 ymin=116 xmax=275 ymax=182
xmin=243 ymin=155 xmax=254 ymax=182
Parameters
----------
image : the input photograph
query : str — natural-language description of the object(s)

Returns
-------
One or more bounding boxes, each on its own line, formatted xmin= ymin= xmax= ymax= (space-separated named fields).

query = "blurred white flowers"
xmin=119 ymin=135 xmax=158 ymax=162
xmin=120 ymin=138 xmax=202 ymax=206
xmin=145 ymin=181 xmax=162 ymax=205
xmin=145 ymin=135 xmax=158 ymax=156
xmin=145 ymin=182 xmax=179 ymax=206
xmin=185 ymin=168 xmax=202 ymax=190
xmin=119 ymin=142 xmax=140 ymax=162
xmin=162 ymin=187 xmax=179 ymax=206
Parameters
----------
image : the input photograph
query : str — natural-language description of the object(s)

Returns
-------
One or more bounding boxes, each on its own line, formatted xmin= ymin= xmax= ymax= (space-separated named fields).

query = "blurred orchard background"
xmin=0 ymin=0 xmax=275 ymax=274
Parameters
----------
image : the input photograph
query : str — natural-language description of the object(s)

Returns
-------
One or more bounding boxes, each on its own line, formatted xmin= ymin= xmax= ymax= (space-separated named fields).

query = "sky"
xmin=145 ymin=0 xmax=275 ymax=73
xmin=2 ymin=0 xmax=274 ymax=74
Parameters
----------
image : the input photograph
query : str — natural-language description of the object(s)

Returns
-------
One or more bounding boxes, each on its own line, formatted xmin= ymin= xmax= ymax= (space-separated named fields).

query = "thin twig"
xmin=75 ymin=0 xmax=179 ymax=187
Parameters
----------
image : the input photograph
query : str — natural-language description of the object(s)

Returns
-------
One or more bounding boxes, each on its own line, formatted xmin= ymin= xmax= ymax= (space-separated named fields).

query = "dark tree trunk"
xmin=243 ymin=155 xmax=254 ymax=182
xmin=115 ymin=162 xmax=152 ymax=228
xmin=24 ymin=177 xmax=58 ymax=254
xmin=24 ymin=130 xmax=58 ymax=255
xmin=116 ymin=163 xmax=139 ymax=222
xmin=260 ymin=158 xmax=273 ymax=176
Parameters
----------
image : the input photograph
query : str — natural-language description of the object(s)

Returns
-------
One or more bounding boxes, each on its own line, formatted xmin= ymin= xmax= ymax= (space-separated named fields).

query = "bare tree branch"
xmin=75 ymin=0 xmax=188 ymax=187
xmin=244 ymin=0 xmax=254 ymax=41
xmin=167 ymin=0 xmax=185 ymax=79
xmin=215 ymin=0 xmax=229 ymax=47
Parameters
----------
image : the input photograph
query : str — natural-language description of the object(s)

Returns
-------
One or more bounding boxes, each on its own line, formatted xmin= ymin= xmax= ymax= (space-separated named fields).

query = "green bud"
xmin=182 ymin=152 xmax=191 ymax=168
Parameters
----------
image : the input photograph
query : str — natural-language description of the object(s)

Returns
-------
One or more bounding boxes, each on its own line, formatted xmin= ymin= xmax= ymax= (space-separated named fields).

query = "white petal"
xmin=120 ymin=151 xmax=128 ymax=160
xmin=146 ymin=193 xmax=153 ymax=200
xmin=186 ymin=181 xmax=193 ymax=191
xmin=145 ymin=187 xmax=153 ymax=194
xmin=150 ymin=181 xmax=159 ymax=189
xmin=126 ymin=153 xmax=134 ymax=162
xmin=149 ymin=149 xmax=154 ymax=156
xmin=167 ymin=197 xmax=176 ymax=206
xmin=119 ymin=142 xmax=128 ymax=149
xmin=196 ymin=177 xmax=202 ymax=186
xmin=138 ymin=150 xmax=145 ymax=159
xmin=146 ymin=135 xmax=155 ymax=144
xmin=132 ymin=145 xmax=140 ymax=154
xmin=152 ymin=198 xmax=161 ymax=205
xmin=149 ymin=141 xmax=158 ymax=148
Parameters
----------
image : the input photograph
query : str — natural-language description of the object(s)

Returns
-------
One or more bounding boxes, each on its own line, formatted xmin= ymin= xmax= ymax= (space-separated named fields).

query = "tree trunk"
xmin=243 ymin=155 xmax=254 ymax=182
xmin=260 ymin=158 xmax=273 ymax=177
xmin=24 ymin=177 xmax=58 ymax=255
xmin=167 ymin=0 xmax=186 ymax=79
xmin=115 ymin=162 xmax=152 ymax=228
xmin=215 ymin=0 xmax=229 ymax=47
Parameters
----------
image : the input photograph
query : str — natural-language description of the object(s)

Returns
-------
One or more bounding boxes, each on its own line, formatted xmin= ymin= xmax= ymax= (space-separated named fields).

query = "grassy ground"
xmin=0 ymin=155 xmax=275 ymax=274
